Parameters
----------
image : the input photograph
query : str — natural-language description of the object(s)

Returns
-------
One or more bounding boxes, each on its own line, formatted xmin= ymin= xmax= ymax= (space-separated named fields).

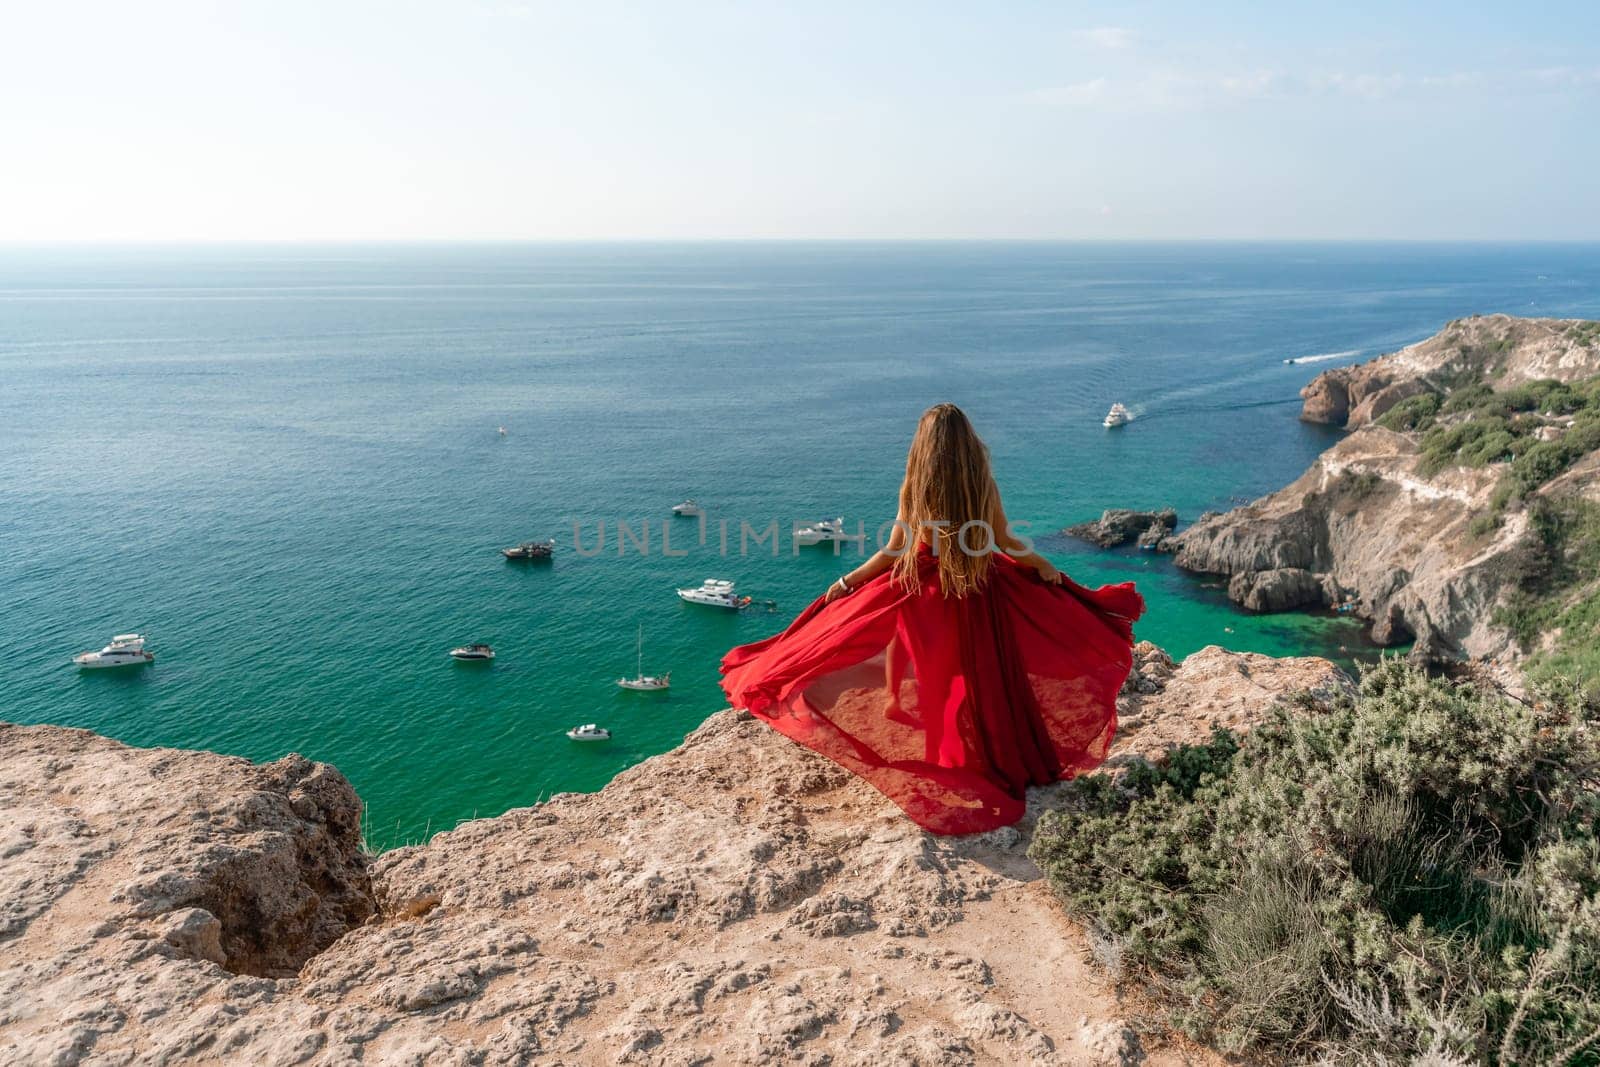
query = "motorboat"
xmin=73 ymin=633 xmax=155 ymax=670
xmin=566 ymin=723 xmax=611 ymax=742
xmin=502 ymin=539 xmax=555 ymax=560
xmin=497 ymin=425 xmax=508 ymax=436
xmin=676 ymin=578 xmax=751 ymax=610
xmin=449 ymin=643 xmax=495 ymax=661
xmin=617 ymin=625 xmax=670 ymax=691
xmin=1103 ymin=402 xmax=1132 ymax=428
xmin=794 ymin=517 xmax=866 ymax=547
xmin=671 ymin=499 xmax=703 ymax=517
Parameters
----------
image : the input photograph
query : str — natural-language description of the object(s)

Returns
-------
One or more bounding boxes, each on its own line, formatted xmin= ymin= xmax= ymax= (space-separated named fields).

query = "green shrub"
xmin=1334 ymin=469 xmax=1384 ymax=503
xmin=1442 ymin=380 xmax=1497 ymax=414
xmin=1470 ymin=512 xmax=1502 ymax=538
xmin=1516 ymin=498 xmax=1600 ymax=697
xmin=1513 ymin=441 xmax=1576 ymax=494
xmin=1030 ymin=660 xmax=1600 ymax=1063
xmin=1502 ymin=379 xmax=1581 ymax=415
xmin=1377 ymin=392 xmax=1441 ymax=432
xmin=1421 ymin=416 xmax=1522 ymax=473
xmin=1568 ymin=412 xmax=1600 ymax=456
xmin=1495 ymin=590 xmax=1559 ymax=651
xmin=1529 ymin=592 xmax=1600 ymax=698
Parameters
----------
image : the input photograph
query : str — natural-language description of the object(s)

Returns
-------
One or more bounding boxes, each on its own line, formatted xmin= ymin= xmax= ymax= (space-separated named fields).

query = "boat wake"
xmin=1282 ymin=348 xmax=1360 ymax=365
xmin=1128 ymin=396 xmax=1302 ymax=423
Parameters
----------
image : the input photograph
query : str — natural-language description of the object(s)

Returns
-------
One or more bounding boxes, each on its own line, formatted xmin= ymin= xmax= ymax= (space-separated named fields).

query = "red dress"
xmin=720 ymin=550 xmax=1143 ymax=834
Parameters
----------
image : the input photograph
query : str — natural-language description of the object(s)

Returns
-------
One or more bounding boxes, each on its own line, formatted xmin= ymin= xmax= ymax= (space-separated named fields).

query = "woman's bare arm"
xmin=824 ymin=507 xmax=908 ymax=602
xmin=993 ymin=500 xmax=1062 ymax=584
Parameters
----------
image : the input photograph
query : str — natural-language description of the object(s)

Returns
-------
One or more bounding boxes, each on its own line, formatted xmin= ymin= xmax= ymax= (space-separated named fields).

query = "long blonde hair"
xmin=892 ymin=403 xmax=1001 ymax=598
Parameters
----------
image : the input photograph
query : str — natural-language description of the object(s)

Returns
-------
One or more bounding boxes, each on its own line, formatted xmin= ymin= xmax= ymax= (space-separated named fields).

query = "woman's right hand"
xmin=824 ymin=577 xmax=852 ymax=604
xmin=1035 ymin=559 xmax=1063 ymax=585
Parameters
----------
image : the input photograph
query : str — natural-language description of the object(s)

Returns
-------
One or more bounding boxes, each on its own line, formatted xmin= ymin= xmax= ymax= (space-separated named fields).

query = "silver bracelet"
xmin=834 ymin=577 xmax=852 ymax=594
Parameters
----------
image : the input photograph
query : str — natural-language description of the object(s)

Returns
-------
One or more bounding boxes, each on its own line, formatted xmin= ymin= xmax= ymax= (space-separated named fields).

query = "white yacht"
xmin=497 ymin=425 xmax=508 ymax=436
xmin=794 ymin=517 xmax=866 ymax=547
xmin=617 ymin=625 xmax=670 ymax=691
xmin=677 ymin=578 xmax=751 ymax=610
xmin=566 ymin=723 xmax=611 ymax=742
xmin=671 ymin=499 xmax=703 ymax=518
xmin=449 ymin=643 xmax=495 ymax=661
xmin=1103 ymin=402 xmax=1132 ymax=428
xmin=73 ymin=633 xmax=155 ymax=670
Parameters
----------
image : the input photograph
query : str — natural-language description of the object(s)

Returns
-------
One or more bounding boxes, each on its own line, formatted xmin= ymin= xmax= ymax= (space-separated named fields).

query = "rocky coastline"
xmin=1070 ymin=314 xmax=1600 ymax=668
xmin=12 ymin=314 xmax=1600 ymax=1064
xmin=0 ymin=642 xmax=1348 ymax=1066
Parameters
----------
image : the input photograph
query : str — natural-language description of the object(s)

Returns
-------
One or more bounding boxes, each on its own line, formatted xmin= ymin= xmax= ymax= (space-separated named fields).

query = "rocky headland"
xmin=0 ymin=643 xmax=1349 ymax=1066
xmin=1157 ymin=315 xmax=1600 ymax=669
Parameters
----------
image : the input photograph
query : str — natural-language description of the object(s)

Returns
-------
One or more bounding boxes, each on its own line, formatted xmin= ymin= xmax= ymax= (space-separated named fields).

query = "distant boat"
xmin=497 ymin=425 xmax=508 ymax=436
xmin=73 ymin=633 xmax=155 ymax=670
xmin=677 ymin=578 xmax=751 ymax=610
xmin=617 ymin=625 xmax=670 ymax=691
xmin=794 ymin=517 xmax=866 ymax=547
xmin=502 ymin=539 xmax=555 ymax=560
xmin=449 ymin=643 xmax=495 ymax=661
xmin=672 ymin=499 xmax=703 ymax=517
xmin=566 ymin=723 xmax=611 ymax=742
xmin=1103 ymin=402 xmax=1131 ymax=428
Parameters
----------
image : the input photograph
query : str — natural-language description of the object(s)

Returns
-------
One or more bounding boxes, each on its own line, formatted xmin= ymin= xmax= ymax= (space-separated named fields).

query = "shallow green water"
xmin=3 ymin=242 xmax=1595 ymax=847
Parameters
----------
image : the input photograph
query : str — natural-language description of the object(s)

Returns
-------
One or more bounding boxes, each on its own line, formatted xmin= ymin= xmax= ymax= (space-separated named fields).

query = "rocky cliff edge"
xmin=0 ymin=644 xmax=1350 ymax=1067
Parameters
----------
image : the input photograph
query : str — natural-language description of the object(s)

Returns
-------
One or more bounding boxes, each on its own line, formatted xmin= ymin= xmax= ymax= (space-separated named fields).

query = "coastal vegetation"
xmin=1030 ymin=659 xmax=1600 ymax=1064
xmin=1364 ymin=370 xmax=1600 ymax=690
xmin=1495 ymin=496 xmax=1600 ymax=695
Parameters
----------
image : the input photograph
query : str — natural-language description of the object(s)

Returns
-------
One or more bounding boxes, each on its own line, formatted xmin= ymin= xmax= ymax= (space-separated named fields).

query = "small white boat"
xmin=677 ymin=578 xmax=751 ymax=610
xmin=497 ymin=425 xmax=508 ymax=436
xmin=1103 ymin=402 xmax=1132 ymax=428
xmin=73 ymin=633 xmax=155 ymax=670
xmin=671 ymin=499 xmax=703 ymax=517
xmin=794 ymin=517 xmax=866 ymax=547
xmin=449 ymin=643 xmax=495 ymax=661
xmin=617 ymin=625 xmax=670 ymax=691
xmin=566 ymin=723 xmax=611 ymax=742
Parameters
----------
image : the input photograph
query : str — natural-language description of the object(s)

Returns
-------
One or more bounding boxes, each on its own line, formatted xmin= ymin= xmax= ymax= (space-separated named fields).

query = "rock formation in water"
xmin=1064 ymin=508 xmax=1177 ymax=549
xmin=0 ymin=643 xmax=1348 ymax=1066
xmin=1174 ymin=315 xmax=1600 ymax=665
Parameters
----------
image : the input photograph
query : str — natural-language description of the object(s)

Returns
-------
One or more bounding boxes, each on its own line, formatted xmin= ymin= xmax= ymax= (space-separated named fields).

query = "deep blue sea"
xmin=4 ymin=242 xmax=1598 ymax=847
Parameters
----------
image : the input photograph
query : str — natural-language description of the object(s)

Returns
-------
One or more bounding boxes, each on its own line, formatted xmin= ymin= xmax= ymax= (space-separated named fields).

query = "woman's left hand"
xmin=824 ymin=578 xmax=852 ymax=604
xmin=1035 ymin=560 xmax=1064 ymax=584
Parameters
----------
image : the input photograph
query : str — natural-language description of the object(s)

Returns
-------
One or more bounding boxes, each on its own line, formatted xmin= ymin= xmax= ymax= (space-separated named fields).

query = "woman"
xmin=720 ymin=403 xmax=1143 ymax=834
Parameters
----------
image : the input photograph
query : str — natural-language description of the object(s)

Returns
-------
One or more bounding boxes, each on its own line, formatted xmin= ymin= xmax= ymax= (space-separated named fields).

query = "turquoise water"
xmin=5 ymin=242 xmax=1599 ymax=848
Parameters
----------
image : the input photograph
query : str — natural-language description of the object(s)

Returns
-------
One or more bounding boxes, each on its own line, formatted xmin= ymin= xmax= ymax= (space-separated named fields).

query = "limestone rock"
xmin=1172 ymin=424 xmax=1566 ymax=664
xmin=1065 ymin=508 xmax=1177 ymax=548
xmin=0 ymin=641 xmax=1346 ymax=1065
xmin=1112 ymin=645 xmax=1353 ymax=763
xmin=1300 ymin=314 xmax=1600 ymax=429
xmin=1228 ymin=567 xmax=1325 ymax=613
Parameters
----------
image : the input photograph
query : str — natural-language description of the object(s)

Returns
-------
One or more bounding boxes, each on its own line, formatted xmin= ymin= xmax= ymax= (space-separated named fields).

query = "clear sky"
xmin=3 ymin=1 xmax=1598 ymax=241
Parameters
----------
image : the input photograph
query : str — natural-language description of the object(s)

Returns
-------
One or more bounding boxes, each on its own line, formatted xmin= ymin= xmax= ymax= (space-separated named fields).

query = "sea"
xmin=4 ymin=241 xmax=1599 ymax=848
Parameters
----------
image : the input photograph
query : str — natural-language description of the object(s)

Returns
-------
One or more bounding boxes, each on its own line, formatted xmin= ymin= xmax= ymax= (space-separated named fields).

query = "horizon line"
xmin=4 ymin=236 xmax=1600 ymax=247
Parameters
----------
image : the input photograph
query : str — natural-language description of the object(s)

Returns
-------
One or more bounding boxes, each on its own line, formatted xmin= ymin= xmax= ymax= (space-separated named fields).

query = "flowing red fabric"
xmin=719 ymin=551 xmax=1143 ymax=835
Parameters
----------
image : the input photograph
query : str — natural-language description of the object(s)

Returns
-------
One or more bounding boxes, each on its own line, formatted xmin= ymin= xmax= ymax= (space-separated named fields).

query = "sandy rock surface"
xmin=1 ymin=644 xmax=1345 ymax=1065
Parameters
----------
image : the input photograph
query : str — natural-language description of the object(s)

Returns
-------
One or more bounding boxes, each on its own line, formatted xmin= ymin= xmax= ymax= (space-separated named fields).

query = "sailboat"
xmin=617 ymin=625 xmax=670 ymax=691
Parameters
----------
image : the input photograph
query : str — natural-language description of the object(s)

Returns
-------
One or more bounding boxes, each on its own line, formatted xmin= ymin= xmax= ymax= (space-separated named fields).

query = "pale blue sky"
xmin=3 ymin=1 xmax=1598 ymax=240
